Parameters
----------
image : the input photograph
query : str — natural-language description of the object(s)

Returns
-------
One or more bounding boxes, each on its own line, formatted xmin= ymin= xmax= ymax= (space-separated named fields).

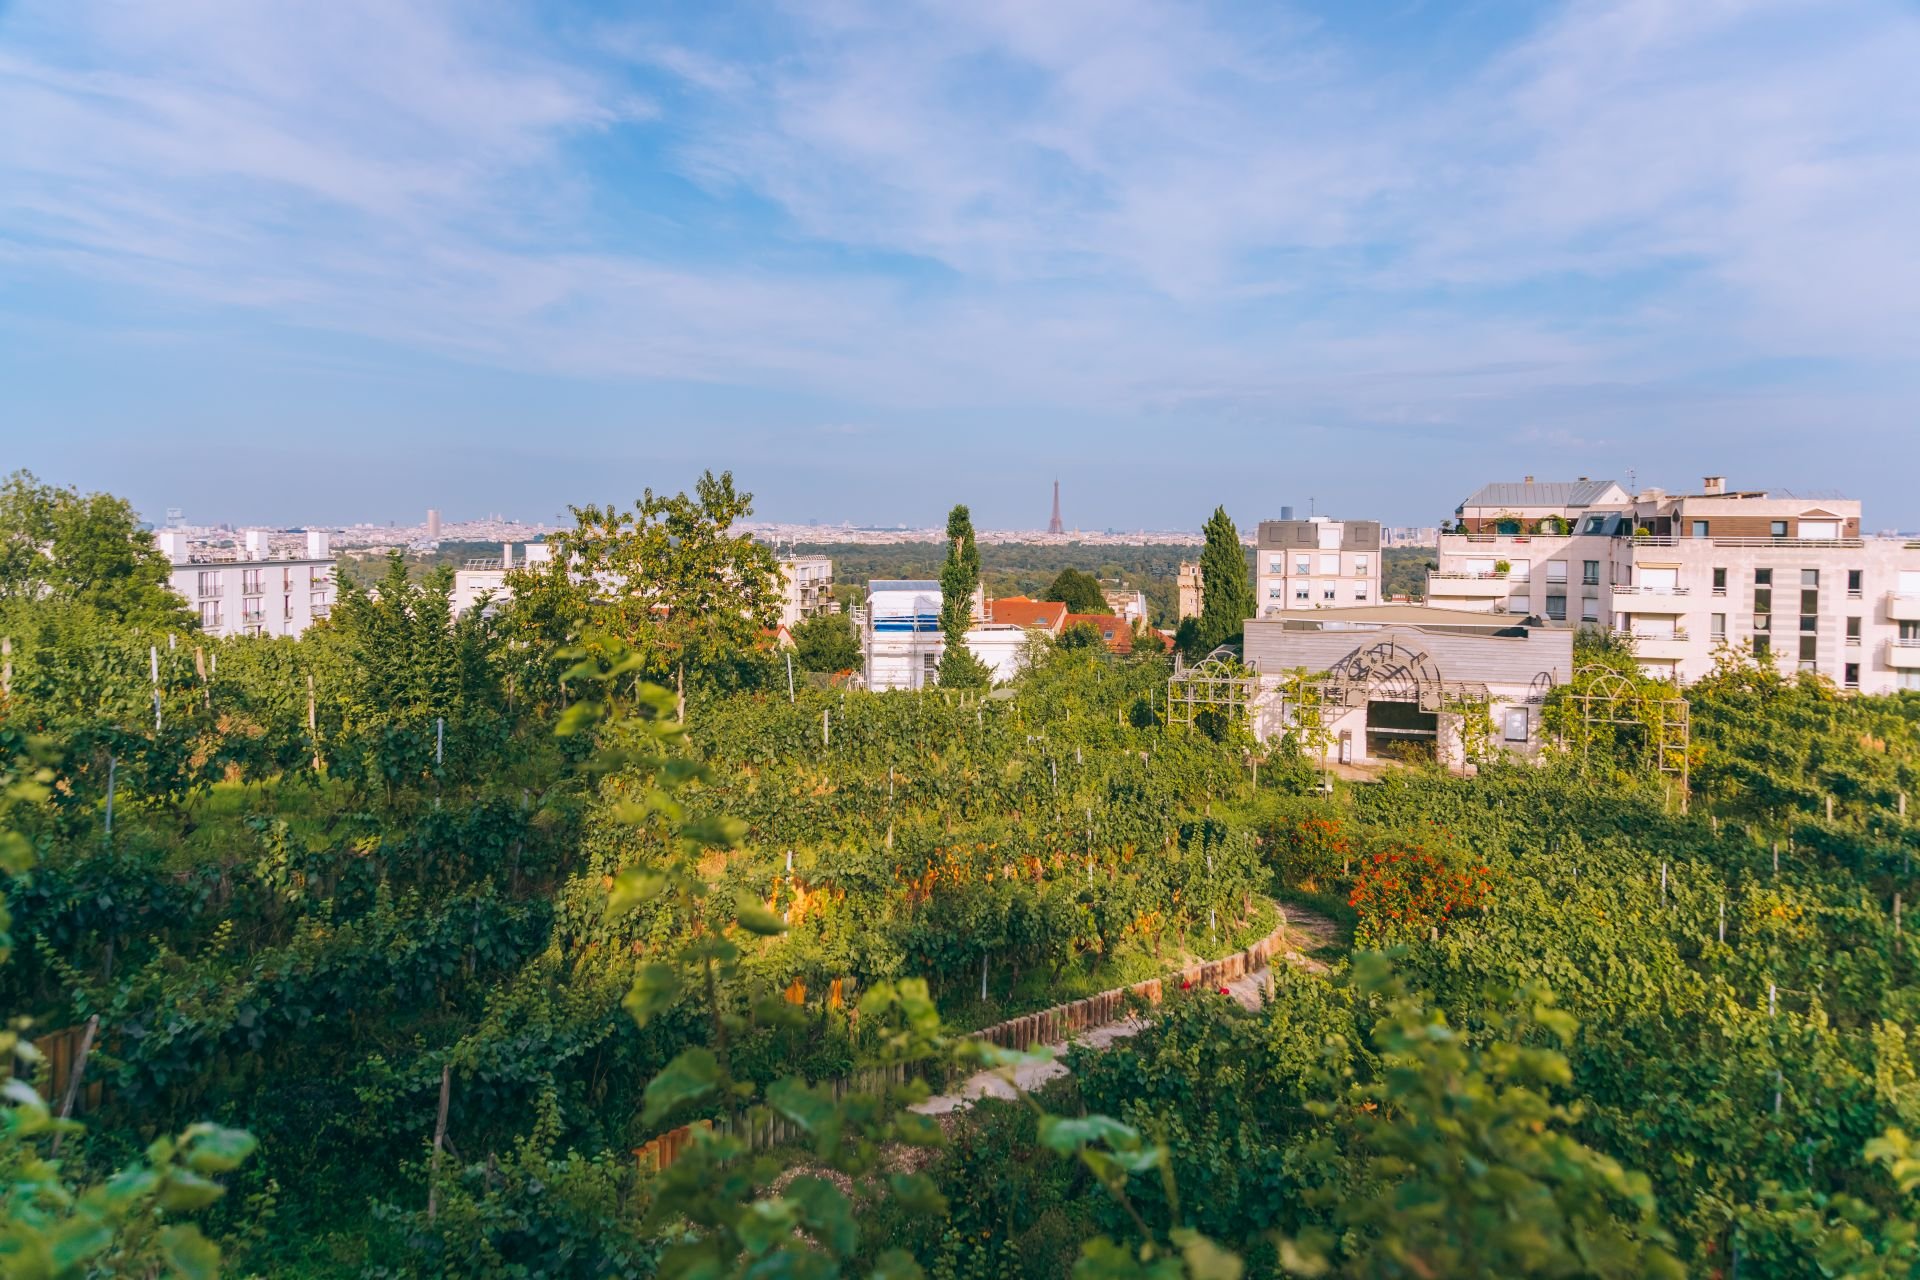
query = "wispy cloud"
xmin=1 ymin=0 xmax=1916 ymax=524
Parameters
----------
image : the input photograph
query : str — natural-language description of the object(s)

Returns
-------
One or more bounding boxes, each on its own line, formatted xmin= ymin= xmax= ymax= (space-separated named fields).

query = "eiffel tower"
xmin=1048 ymin=479 xmax=1064 ymax=535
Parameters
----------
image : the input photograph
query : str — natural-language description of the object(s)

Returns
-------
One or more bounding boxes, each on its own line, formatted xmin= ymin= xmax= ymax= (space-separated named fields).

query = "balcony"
xmin=1616 ymin=629 xmax=1692 ymax=659
xmin=1425 ymin=572 xmax=1513 ymax=604
xmin=1710 ymin=536 xmax=1864 ymax=549
xmin=197 ymin=584 xmax=225 ymax=598
xmin=1887 ymin=640 xmax=1920 ymax=670
xmin=241 ymin=609 xmax=266 ymax=625
xmin=1887 ymin=593 xmax=1920 ymax=623
xmin=1611 ymin=584 xmax=1692 ymax=598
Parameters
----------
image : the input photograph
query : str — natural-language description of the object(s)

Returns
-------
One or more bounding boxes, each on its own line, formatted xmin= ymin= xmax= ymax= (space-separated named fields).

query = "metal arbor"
xmin=1562 ymin=663 xmax=1691 ymax=804
xmin=1167 ymin=648 xmax=1257 ymax=730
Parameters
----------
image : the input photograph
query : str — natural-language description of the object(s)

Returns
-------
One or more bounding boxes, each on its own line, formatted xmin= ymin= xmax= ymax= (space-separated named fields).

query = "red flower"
xmin=1218 ymin=987 xmax=1231 ymax=996
xmin=1181 ymin=979 xmax=1193 ymax=990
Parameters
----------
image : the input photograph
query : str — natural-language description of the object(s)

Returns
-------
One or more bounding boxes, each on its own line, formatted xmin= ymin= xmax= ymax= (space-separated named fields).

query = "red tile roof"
xmin=987 ymin=596 xmax=1068 ymax=632
xmin=1061 ymin=613 xmax=1133 ymax=654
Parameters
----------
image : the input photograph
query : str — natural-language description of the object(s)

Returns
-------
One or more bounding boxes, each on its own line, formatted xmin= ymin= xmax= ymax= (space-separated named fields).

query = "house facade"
xmin=1431 ymin=477 xmax=1920 ymax=692
xmin=1254 ymin=517 xmax=1383 ymax=614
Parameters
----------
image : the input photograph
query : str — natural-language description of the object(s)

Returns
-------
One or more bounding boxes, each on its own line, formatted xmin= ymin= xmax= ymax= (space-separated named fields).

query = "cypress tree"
xmin=1191 ymin=505 xmax=1253 ymax=656
xmin=937 ymin=504 xmax=991 ymax=687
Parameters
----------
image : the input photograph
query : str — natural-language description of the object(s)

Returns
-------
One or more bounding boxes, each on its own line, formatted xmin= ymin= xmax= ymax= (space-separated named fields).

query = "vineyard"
xmin=5 ymin=477 xmax=1920 ymax=1277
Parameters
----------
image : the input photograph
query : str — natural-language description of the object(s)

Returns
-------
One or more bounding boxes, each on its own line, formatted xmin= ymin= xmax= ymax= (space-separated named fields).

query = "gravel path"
xmin=912 ymin=904 xmax=1339 ymax=1115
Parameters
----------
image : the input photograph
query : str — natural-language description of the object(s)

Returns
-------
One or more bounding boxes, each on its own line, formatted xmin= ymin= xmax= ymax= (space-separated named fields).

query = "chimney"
xmin=244 ymin=530 xmax=271 ymax=561
xmin=503 ymin=542 xmax=514 ymax=570
xmin=1280 ymin=505 xmax=1294 ymax=521
xmin=1702 ymin=476 xmax=1725 ymax=495
xmin=305 ymin=530 xmax=331 ymax=560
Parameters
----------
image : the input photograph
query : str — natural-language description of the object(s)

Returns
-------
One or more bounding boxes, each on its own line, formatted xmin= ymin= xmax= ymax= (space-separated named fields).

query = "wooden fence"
xmin=633 ymin=911 xmax=1297 ymax=1173
xmin=1 ymin=1022 xmax=105 ymax=1115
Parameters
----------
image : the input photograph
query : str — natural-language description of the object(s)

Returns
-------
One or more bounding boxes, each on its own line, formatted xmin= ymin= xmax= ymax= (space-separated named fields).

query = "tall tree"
xmin=937 ymin=503 xmax=990 ymax=687
xmin=0 ymin=470 xmax=195 ymax=631
xmin=1042 ymin=568 xmax=1110 ymax=614
xmin=791 ymin=611 xmax=860 ymax=674
xmin=500 ymin=471 xmax=780 ymax=714
xmin=1188 ymin=505 xmax=1253 ymax=656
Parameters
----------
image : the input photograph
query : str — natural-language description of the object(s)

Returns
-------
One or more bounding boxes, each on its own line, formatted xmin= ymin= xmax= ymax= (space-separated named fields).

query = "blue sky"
xmin=2 ymin=0 xmax=1917 ymax=531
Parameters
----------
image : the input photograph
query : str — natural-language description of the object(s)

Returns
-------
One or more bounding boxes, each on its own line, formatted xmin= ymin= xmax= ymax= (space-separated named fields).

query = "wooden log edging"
xmin=634 ymin=906 xmax=1296 ymax=1171
xmin=974 ymin=905 xmax=1293 ymax=1052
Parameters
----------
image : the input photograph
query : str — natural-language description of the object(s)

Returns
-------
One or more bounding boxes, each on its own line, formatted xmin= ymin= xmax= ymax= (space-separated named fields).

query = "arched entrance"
xmin=1321 ymin=641 xmax=1447 ymax=761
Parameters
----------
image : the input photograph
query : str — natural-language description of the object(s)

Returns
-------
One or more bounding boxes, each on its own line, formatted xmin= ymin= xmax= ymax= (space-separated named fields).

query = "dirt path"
xmin=912 ymin=904 xmax=1339 ymax=1115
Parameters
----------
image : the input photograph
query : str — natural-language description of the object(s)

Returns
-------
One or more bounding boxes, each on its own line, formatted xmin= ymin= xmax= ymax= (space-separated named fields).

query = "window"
xmin=283 ymin=594 xmax=293 ymax=620
xmin=1902 ymin=673 xmax=1920 ymax=693
xmin=1691 ymin=519 xmax=1710 ymax=538
xmin=1753 ymin=634 xmax=1771 ymax=658
xmin=1546 ymin=560 xmax=1568 ymax=583
xmin=1802 ymin=569 xmax=1819 ymax=587
xmin=1581 ymin=599 xmax=1600 ymax=622
xmin=1267 ymin=585 xmax=1283 ymax=600
xmin=1801 ymin=520 xmax=1840 ymax=539
xmin=1295 ymin=555 xmax=1311 ymax=575
xmin=1508 ymin=558 xmax=1531 ymax=582
xmin=242 ymin=569 xmax=264 ymax=595
xmin=198 ymin=601 xmax=221 ymax=628
xmin=1799 ymin=634 xmax=1817 ymax=669
xmin=1319 ymin=553 xmax=1339 ymax=575
xmin=1582 ymin=560 xmax=1600 ymax=586
xmin=1545 ymin=594 xmax=1567 ymax=620
xmin=1584 ymin=515 xmax=1609 ymax=534
xmin=283 ymin=568 xmax=295 ymax=591
xmin=1353 ymin=554 xmax=1371 ymax=576
xmin=196 ymin=571 xmax=223 ymax=597
xmin=1354 ymin=583 xmax=1370 ymax=601
xmin=1844 ymin=663 xmax=1860 ymax=689
xmin=1847 ymin=617 xmax=1862 ymax=645
xmin=1770 ymin=520 xmax=1789 ymax=538
xmin=1801 ymin=589 xmax=1819 ymax=615
xmin=1713 ymin=567 xmax=1727 ymax=595
xmin=1903 ymin=622 xmax=1920 ymax=641
xmin=1503 ymin=709 xmax=1530 ymax=743
xmin=1294 ymin=586 xmax=1310 ymax=601
xmin=1755 ymin=568 xmax=1772 ymax=585
xmin=1322 ymin=586 xmax=1337 ymax=601
xmin=1711 ymin=613 xmax=1727 ymax=639
xmin=1268 ymin=557 xmax=1284 ymax=575
xmin=1848 ymin=569 xmax=1863 ymax=598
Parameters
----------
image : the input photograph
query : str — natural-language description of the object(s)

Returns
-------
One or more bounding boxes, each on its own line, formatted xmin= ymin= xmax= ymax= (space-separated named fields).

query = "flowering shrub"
xmin=1267 ymin=810 xmax=1353 ymax=889
xmin=1348 ymin=839 xmax=1492 ymax=945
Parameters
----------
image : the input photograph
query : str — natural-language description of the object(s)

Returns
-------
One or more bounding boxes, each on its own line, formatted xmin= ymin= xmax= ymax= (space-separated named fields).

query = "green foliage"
xmin=1055 ymin=621 xmax=1107 ymax=652
xmin=793 ymin=613 xmax=861 ymax=674
xmin=0 ymin=470 xmax=195 ymax=632
xmin=1044 ymin=569 xmax=1110 ymax=615
xmin=1187 ymin=510 xmax=1250 ymax=658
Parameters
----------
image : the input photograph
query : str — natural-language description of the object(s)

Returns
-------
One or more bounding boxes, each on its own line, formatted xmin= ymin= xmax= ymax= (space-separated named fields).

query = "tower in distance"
xmin=1048 ymin=480 xmax=1064 ymax=535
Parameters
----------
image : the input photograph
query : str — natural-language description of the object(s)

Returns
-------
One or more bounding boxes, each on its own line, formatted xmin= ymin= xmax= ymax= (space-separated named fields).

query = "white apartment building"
xmin=1254 ymin=517 xmax=1383 ymax=615
xmin=778 ymin=556 xmax=835 ymax=628
xmin=158 ymin=529 xmax=336 ymax=639
xmin=861 ymin=580 xmax=1013 ymax=690
xmin=451 ymin=542 xmax=554 ymax=616
xmin=1430 ymin=477 xmax=1920 ymax=693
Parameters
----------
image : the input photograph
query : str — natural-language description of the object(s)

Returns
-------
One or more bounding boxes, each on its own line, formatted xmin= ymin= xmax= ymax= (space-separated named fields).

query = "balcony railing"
xmin=1429 ymin=571 xmax=1508 ymax=580
xmin=1708 ymin=536 xmax=1864 ymax=549
xmin=1612 ymin=584 xmax=1692 ymax=597
xmin=1616 ymin=628 xmax=1690 ymax=644
xmin=197 ymin=583 xmax=225 ymax=598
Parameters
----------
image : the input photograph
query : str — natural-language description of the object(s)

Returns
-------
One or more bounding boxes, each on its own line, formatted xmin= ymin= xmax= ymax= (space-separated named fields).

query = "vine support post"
xmin=150 ymin=644 xmax=162 ymax=731
xmin=822 ymin=708 xmax=830 ymax=747
xmin=428 ymin=1063 xmax=451 ymax=1221
xmin=435 ymin=716 xmax=445 ymax=767
xmin=1826 ymin=794 xmax=1834 ymax=822
xmin=1768 ymin=982 xmax=1777 ymax=1017
xmin=1896 ymin=893 xmax=1903 ymax=957
xmin=980 ymin=954 xmax=988 ymax=1002
xmin=786 ymin=652 xmax=794 ymax=703
xmin=1660 ymin=861 xmax=1667 ymax=904
xmin=1718 ymin=899 xmax=1726 ymax=944
xmin=306 ymin=673 xmax=320 ymax=772
xmin=1772 ymin=840 xmax=1779 ymax=875
xmin=1 ymin=634 xmax=9 ymax=696
xmin=47 ymin=1015 xmax=99 ymax=1156
xmin=103 ymin=754 xmax=116 ymax=846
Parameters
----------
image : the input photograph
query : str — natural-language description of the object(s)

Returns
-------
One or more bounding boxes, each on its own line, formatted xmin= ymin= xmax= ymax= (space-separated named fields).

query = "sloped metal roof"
xmin=1462 ymin=479 xmax=1621 ymax=509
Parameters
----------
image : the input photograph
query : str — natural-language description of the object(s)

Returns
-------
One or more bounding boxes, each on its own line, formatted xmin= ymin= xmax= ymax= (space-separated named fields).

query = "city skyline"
xmin=4 ymin=0 xmax=1919 ymax=529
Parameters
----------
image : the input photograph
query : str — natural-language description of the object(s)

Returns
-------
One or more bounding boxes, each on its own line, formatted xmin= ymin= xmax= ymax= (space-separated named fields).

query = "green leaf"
xmin=1039 ymin=1114 xmax=1140 ymax=1155
xmin=787 ymin=1175 xmax=859 ymax=1255
xmin=623 ymin=962 xmax=682 ymax=1028
xmin=684 ymin=815 xmax=747 ymax=849
xmin=870 ymin=1249 xmax=927 ymax=1280
xmin=766 ymin=1078 xmax=837 ymax=1137
xmin=888 ymin=1171 xmax=948 ymax=1216
xmin=158 ymin=1170 xmax=227 ymax=1212
xmin=733 ymin=894 xmax=788 ymax=937
xmin=181 ymin=1124 xmax=256 ymax=1174
xmin=159 ymin=1224 xmax=221 ymax=1280
xmin=46 ymin=1222 xmax=112 ymax=1275
xmin=606 ymin=868 xmax=667 ymax=919
xmin=642 ymin=1048 xmax=720 ymax=1125
xmin=1170 ymin=1229 xmax=1243 ymax=1280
